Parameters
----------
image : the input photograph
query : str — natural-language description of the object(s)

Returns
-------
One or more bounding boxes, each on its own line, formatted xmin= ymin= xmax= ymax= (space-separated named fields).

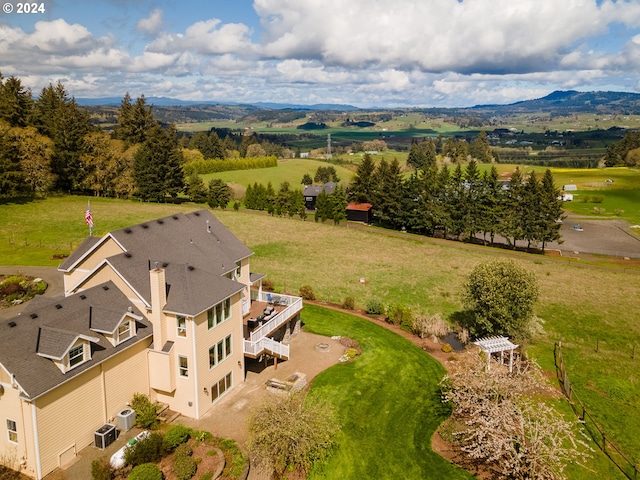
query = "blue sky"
xmin=2 ymin=0 xmax=640 ymax=107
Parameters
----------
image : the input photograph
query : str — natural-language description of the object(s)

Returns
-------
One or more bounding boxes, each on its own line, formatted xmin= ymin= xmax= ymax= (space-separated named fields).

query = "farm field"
xmin=1 ymin=196 xmax=639 ymax=477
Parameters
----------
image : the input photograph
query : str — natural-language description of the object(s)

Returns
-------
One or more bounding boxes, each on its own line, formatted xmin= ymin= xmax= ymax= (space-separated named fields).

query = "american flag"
xmin=85 ymin=202 xmax=94 ymax=228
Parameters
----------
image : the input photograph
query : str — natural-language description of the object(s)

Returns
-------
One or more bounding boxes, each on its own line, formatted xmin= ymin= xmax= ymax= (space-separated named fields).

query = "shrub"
xmin=91 ymin=457 xmax=113 ymax=480
xmin=164 ymin=425 xmax=192 ymax=449
xmin=298 ymin=285 xmax=315 ymax=300
xmin=200 ymin=473 xmax=213 ymax=480
xmin=128 ymin=463 xmax=163 ymax=480
xmin=173 ymin=444 xmax=197 ymax=480
xmin=262 ymin=278 xmax=274 ymax=291
xmin=412 ymin=312 xmax=450 ymax=339
xmin=131 ymin=393 xmax=159 ymax=429
xmin=386 ymin=304 xmax=413 ymax=330
xmin=365 ymin=298 xmax=384 ymax=316
xmin=341 ymin=296 xmax=355 ymax=310
xmin=441 ymin=343 xmax=453 ymax=353
xmin=124 ymin=433 xmax=166 ymax=467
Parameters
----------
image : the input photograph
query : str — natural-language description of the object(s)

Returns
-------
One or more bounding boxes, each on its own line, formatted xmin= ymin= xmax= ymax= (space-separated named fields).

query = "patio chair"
xmin=266 ymin=293 xmax=274 ymax=304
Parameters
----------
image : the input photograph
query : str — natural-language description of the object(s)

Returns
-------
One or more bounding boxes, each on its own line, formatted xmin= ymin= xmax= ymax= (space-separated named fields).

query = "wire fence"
xmin=554 ymin=342 xmax=639 ymax=480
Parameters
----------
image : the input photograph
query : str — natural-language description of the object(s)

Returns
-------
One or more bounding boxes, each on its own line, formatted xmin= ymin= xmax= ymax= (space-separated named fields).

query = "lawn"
xmin=1 ymin=196 xmax=639 ymax=476
xmin=300 ymin=304 xmax=473 ymax=480
xmin=200 ymin=159 xmax=355 ymax=196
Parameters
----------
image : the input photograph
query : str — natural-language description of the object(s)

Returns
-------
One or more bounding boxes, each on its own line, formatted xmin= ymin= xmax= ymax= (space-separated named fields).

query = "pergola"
xmin=474 ymin=336 xmax=519 ymax=372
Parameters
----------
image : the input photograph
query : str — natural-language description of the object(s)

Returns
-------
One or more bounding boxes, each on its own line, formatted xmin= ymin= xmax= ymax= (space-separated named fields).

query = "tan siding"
xmin=0 ymin=365 xmax=10 ymax=384
xmin=103 ymin=340 xmax=150 ymax=418
xmin=74 ymin=264 xmax=148 ymax=313
xmin=0 ymin=384 xmax=30 ymax=476
xmin=36 ymin=368 xmax=104 ymax=477
xmin=74 ymin=237 xmax=124 ymax=273
xmin=193 ymin=292 xmax=245 ymax=418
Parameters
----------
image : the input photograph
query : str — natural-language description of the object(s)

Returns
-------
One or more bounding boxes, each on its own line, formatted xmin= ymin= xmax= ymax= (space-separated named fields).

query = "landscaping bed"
xmin=0 ymin=274 xmax=47 ymax=308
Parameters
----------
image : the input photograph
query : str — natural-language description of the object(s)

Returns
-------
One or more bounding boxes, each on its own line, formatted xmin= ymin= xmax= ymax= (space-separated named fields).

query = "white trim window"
xmin=178 ymin=355 xmax=188 ymax=378
xmin=208 ymin=298 xmax=232 ymax=329
xmin=209 ymin=334 xmax=232 ymax=368
xmin=68 ymin=344 xmax=86 ymax=369
xmin=177 ymin=316 xmax=187 ymax=337
xmin=117 ymin=319 xmax=133 ymax=344
xmin=6 ymin=419 xmax=17 ymax=443
xmin=210 ymin=372 xmax=232 ymax=403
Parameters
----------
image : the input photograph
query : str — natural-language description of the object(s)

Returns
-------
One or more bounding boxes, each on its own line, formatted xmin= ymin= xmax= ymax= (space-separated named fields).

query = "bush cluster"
xmin=298 ymin=285 xmax=315 ymax=300
xmin=365 ymin=298 xmax=384 ymax=316
xmin=385 ymin=304 xmax=414 ymax=330
xmin=164 ymin=425 xmax=192 ymax=449
xmin=128 ymin=463 xmax=163 ymax=480
xmin=341 ymin=296 xmax=355 ymax=310
xmin=173 ymin=444 xmax=197 ymax=480
xmin=124 ymin=433 xmax=167 ymax=467
xmin=90 ymin=457 xmax=112 ymax=480
xmin=131 ymin=393 xmax=159 ymax=429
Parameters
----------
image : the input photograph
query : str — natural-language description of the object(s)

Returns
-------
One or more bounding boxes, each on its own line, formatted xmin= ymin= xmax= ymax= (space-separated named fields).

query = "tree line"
xmin=349 ymin=154 xmax=564 ymax=250
xmin=0 ymin=73 xmax=283 ymax=203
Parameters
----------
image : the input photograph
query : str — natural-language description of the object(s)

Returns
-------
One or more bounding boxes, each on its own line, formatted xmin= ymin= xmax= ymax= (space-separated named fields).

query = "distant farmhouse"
xmin=0 ymin=210 xmax=302 ymax=479
xmin=302 ymin=182 xmax=336 ymax=210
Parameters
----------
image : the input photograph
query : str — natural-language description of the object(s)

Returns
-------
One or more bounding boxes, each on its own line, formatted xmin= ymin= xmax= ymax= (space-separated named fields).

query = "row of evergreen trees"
xmin=350 ymin=154 xmax=564 ymax=250
xmin=244 ymin=181 xmax=348 ymax=224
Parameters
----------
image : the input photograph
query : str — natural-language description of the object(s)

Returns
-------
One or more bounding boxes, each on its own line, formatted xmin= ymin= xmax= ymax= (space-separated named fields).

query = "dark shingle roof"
xmin=302 ymin=182 xmax=336 ymax=197
xmin=58 ymin=235 xmax=102 ymax=271
xmin=0 ymin=281 xmax=152 ymax=400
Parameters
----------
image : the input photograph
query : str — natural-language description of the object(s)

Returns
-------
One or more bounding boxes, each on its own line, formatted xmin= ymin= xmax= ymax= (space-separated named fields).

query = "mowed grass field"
xmin=1 ymin=195 xmax=639 ymax=476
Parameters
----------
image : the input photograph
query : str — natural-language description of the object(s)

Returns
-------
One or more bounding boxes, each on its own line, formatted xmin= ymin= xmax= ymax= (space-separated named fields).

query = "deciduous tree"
xmin=462 ymin=259 xmax=539 ymax=341
xmin=247 ymin=392 xmax=337 ymax=477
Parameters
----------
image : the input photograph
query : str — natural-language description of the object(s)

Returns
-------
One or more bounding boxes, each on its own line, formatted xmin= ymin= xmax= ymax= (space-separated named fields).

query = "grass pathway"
xmin=301 ymin=304 xmax=473 ymax=480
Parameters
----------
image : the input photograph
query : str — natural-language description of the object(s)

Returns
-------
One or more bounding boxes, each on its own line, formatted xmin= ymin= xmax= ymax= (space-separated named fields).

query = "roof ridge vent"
xmin=102 ymin=285 xmax=109 ymax=290
xmin=55 ymin=304 xmax=62 ymax=309
xmin=30 ymin=313 xmax=38 ymax=319
xmin=172 ymin=215 xmax=178 ymax=220
xmin=124 ymin=228 xmax=132 ymax=233
xmin=188 ymin=265 xmax=195 ymax=271
xmin=80 ymin=294 xmax=87 ymax=300
xmin=124 ymin=252 xmax=132 ymax=258
xmin=8 ymin=321 xmax=16 ymax=327
xmin=141 ymin=224 xmax=148 ymax=229
xmin=157 ymin=219 xmax=164 ymax=224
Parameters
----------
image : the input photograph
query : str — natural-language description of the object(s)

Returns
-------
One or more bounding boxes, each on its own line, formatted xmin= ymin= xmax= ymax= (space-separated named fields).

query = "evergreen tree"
xmin=407 ymin=141 xmax=427 ymax=170
xmin=400 ymin=172 xmax=422 ymax=232
xmin=0 ymin=121 xmax=28 ymax=197
xmin=500 ymin=167 xmax=525 ymax=248
xmin=265 ymin=182 xmax=276 ymax=215
xmin=33 ymin=82 xmax=93 ymax=191
xmin=314 ymin=189 xmax=330 ymax=223
xmin=301 ymin=173 xmax=313 ymax=186
xmin=539 ymin=169 xmax=564 ymax=251
xmin=208 ymin=178 xmax=232 ymax=209
xmin=417 ymin=163 xmax=440 ymax=235
xmin=133 ymin=124 xmax=184 ymax=202
xmin=275 ymin=181 xmax=291 ymax=216
xmin=477 ymin=166 xmax=502 ymax=245
xmin=328 ymin=185 xmax=348 ymax=225
xmin=113 ymin=94 xmax=156 ymax=145
xmin=469 ymin=131 xmax=492 ymax=162
xmin=464 ymin=159 xmax=482 ymax=241
xmin=185 ymin=172 xmax=208 ymax=203
xmin=448 ymin=163 xmax=467 ymax=240
xmin=348 ymin=153 xmax=376 ymax=203
xmin=522 ymin=170 xmax=542 ymax=249
xmin=375 ymin=159 xmax=404 ymax=229
xmin=0 ymin=75 xmax=33 ymax=127
xmin=434 ymin=164 xmax=452 ymax=237
xmin=7 ymin=126 xmax=55 ymax=197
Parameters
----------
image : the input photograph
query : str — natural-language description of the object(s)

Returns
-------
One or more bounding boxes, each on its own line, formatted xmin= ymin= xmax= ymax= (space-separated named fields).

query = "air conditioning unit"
xmin=116 ymin=408 xmax=136 ymax=431
xmin=95 ymin=423 xmax=117 ymax=449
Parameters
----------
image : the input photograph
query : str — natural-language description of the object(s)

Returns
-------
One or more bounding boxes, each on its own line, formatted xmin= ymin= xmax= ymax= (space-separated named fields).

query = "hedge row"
xmin=183 ymin=156 xmax=278 ymax=175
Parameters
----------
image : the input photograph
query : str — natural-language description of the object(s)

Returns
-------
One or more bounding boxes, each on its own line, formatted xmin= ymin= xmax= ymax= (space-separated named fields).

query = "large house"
xmin=0 ymin=210 xmax=302 ymax=479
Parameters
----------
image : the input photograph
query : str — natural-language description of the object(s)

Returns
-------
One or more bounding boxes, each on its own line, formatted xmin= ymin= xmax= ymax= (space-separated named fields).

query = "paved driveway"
xmin=0 ymin=266 xmax=64 ymax=320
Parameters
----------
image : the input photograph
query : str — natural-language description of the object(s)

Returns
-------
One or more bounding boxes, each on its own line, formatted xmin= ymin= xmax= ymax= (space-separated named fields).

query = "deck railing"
xmin=243 ymin=337 xmax=290 ymax=359
xmin=249 ymin=294 xmax=303 ymax=343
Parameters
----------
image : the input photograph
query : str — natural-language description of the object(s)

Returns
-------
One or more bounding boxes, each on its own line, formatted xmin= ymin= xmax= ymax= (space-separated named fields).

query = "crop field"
xmin=1 ymin=196 xmax=639 ymax=476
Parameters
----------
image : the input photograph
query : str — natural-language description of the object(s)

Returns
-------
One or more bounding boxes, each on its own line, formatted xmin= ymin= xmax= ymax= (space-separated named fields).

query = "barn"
xmin=346 ymin=202 xmax=373 ymax=224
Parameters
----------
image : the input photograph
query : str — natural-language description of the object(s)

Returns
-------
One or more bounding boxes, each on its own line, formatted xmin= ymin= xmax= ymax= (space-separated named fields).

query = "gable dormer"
xmin=36 ymin=327 xmax=100 ymax=374
xmin=90 ymin=310 xmax=142 ymax=347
